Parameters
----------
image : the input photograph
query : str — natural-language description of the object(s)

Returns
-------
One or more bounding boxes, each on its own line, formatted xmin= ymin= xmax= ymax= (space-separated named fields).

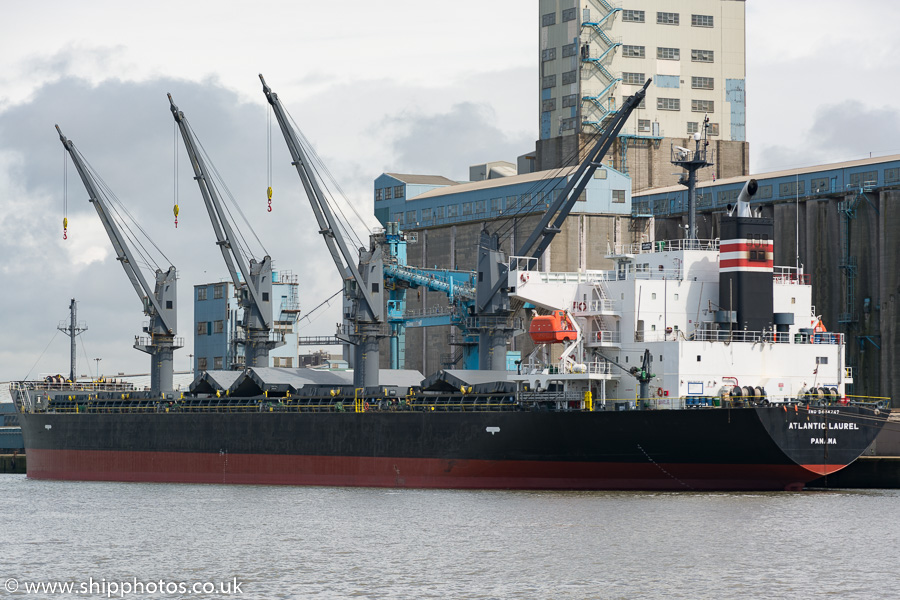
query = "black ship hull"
xmin=19 ymin=404 xmax=886 ymax=491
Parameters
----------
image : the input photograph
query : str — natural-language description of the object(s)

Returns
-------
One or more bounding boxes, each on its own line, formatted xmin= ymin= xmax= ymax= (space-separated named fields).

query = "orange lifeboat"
xmin=529 ymin=310 xmax=577 ymax=344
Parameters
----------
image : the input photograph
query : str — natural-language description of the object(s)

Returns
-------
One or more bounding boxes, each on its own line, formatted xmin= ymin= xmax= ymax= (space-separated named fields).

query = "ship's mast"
xmin=56 ymin=125 xmax=180 ymax=395
xmin=57 ymin=298 xmax=87 ymax=382
xmin=672 ymin=116 xmax=713 ymax=245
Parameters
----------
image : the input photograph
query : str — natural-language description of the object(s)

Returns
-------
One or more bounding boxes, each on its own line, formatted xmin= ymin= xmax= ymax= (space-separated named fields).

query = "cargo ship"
xmin=10 ymin=77 xmax=890 ymax=490
xmin=12 ymin=392 xmax=887 ymax=491
xmin=10 ymin=188 xmax=890 ymax=490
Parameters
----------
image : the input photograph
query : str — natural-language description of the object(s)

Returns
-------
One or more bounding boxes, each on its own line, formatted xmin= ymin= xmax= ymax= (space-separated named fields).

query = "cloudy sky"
xmin=1 ymin=1 xmax=898 ymax=381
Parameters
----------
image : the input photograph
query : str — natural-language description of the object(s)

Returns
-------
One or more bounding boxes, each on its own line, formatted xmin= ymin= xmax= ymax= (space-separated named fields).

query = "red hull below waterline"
xmin=25 ymin=448 xmax=846 ymax=491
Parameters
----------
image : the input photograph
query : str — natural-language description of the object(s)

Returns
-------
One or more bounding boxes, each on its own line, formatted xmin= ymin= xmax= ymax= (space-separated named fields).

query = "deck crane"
xmin=260 ymin=75 xmax=385 ymax=388
xmin=474 ymin=79 xmax=652 ymax=370
xmin=56 ymin=125 xmax=181 ymax=395
xmin=168 ymin=94 xmax=283 ymax=369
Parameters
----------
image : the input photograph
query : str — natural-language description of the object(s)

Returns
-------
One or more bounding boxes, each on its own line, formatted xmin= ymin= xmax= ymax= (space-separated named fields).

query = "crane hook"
xmin=267 ymin=186 xmax=273 ymax=212
xmin=63 ymin=217 xmax=68 ymax=240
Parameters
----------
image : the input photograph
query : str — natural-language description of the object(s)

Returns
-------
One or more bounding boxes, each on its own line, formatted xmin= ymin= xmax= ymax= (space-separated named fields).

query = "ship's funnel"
xmin=735 ymin=179 xmax=758 ymax=217
xmin=719 ymin=192 xmax=774 ymax=334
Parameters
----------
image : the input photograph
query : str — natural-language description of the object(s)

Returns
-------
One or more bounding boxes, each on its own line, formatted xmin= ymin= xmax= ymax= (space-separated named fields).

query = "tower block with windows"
xmin=536 ymin=0 xmax=749 ymax=191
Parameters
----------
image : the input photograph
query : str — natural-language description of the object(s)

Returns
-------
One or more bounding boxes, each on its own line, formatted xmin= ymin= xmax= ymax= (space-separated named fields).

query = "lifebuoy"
xmin=657 ymin=387 xmax=664 ymax=396
xmin=578 ymin=302 xmax=587 ymax=311
xmin=364 ymin=401 xmax=370 ymax=411
xmin=520 ymin=273 xmax=530 ymax=283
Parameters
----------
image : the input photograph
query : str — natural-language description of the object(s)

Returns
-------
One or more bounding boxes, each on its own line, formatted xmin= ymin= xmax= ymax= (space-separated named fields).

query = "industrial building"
xmin=536 ymin=0 xmax=749 ymax=189
xmin=374 ymin=164 xmax=632 ymax=236
xmin=193 ymin=273 xmax=301 ymax=372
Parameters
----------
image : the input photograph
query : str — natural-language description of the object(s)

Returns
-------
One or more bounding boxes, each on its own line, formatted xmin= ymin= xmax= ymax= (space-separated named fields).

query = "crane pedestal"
xmin=245 ymin=330 xmax=285 ymax=368
xmin=466 ymin=316 xmax=523 ymax=371
xmin=134 ymin=334 xmax=183 ymax=397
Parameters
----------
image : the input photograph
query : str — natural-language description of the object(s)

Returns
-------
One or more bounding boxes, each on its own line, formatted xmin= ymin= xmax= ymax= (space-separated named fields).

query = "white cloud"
xmin=745 ymin=0 xmax=900 ymax=172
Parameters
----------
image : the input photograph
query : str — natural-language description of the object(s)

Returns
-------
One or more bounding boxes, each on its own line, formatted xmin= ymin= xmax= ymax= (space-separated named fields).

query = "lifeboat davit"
xmin=529 ymin=310 xmax=576 ymax=344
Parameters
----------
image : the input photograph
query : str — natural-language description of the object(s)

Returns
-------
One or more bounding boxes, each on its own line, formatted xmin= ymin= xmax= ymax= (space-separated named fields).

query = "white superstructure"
xmin=509 ymin=238 xmax=849 ymax=409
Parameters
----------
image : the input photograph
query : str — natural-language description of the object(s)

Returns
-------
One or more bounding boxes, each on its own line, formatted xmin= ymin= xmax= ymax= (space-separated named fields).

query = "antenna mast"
xmin=672 ymin=116 xmax=714 ymax=245
xmin=57 ymin=298 xmax=87 ymax=382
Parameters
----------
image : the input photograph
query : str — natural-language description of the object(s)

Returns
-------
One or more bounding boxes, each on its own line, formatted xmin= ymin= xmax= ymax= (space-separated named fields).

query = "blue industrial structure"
xmin=375 ymin=165 xmax=633 ymax=229
xmin=193 ymin=274 xmax=300 ymax=373
xmin=632 ymin=155 xmax=900 ymax=218
xmin=379 ymin=223 xmax=479 ymax=369
xmin=0 ymin=403 xmax=23 ymax=451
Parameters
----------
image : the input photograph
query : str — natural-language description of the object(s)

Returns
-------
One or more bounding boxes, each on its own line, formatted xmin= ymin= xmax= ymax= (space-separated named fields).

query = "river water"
xmin=0 ymin=475 xmax=897 ymax=599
